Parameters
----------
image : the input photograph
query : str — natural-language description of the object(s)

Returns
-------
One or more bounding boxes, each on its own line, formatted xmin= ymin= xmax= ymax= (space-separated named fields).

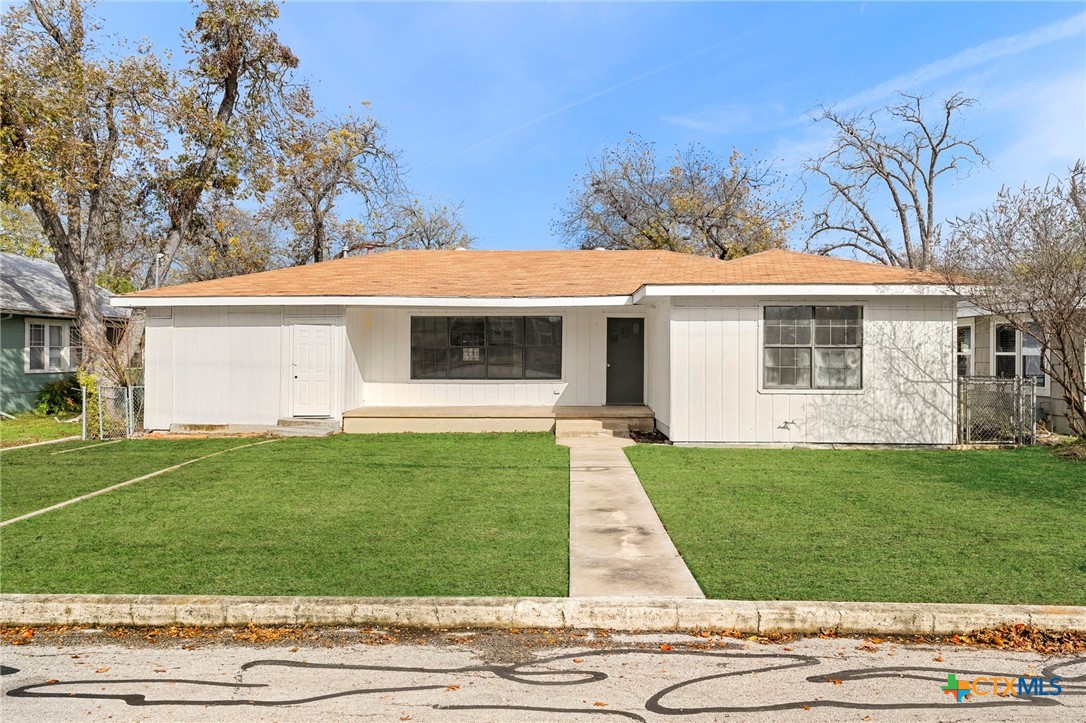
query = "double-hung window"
xmin=26 ymin=319 xmax=80 ymax=373
xmin=956 ymin=323 xmax=973 ymax=376
xmin=763 ymin=306 xmax=863 ymax=390
xmin=994 ymin=323 xmax=1046 ymax=388
xmin=410 ymin=316 xmax=563 ymax=380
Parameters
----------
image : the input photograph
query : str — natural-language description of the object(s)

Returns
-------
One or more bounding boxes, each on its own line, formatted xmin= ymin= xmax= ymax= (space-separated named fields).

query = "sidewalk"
xmin=561 ymin=437 xmax=704 ymax=598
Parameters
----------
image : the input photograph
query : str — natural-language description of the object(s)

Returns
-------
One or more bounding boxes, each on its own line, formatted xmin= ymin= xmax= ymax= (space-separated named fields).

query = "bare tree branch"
xmin=805 ymin=92 xmax=986 ymax=270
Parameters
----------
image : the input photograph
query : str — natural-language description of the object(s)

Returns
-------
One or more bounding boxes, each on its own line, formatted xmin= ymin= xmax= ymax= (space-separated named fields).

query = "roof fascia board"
xmin=111 ymin=294 xmax=637 ymax=309
xmin=638 ymin=283 xmax=959 ymax=298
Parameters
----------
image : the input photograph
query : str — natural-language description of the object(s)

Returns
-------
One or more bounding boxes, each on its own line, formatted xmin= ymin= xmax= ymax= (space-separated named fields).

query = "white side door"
xmin=291 ymin=324 xmax=332 ymax=417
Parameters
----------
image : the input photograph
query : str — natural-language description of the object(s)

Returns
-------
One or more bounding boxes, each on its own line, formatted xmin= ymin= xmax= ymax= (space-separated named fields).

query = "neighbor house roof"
xmin=0 ymin=252 xmax=128 ymax=318
xmin=120 ymin=248 xmax=948 ymax=301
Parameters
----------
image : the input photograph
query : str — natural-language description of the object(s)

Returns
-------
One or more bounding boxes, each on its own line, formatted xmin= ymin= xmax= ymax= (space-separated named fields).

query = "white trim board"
xmin=634 ymin=283 xmax=957 ymax=300
xmin=111 ymin=295 xmax=638 ymax=309
xmin=112 ymin=284 xmax=958 ymax=309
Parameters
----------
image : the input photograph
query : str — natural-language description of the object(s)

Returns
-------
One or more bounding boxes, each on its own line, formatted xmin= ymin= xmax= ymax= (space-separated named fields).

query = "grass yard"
xmin=0 ymin=412 xmax=82 ymax=449
xmin=1 ymin=437 xmax=251 ymax=520
xmin=1 ymin=433 xmax=569 ymax=597
xmin=629 ymin=446 xmax=1086 ymax=605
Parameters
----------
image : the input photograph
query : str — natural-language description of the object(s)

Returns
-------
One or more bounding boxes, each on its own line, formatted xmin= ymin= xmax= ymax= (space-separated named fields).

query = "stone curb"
xmin=2 ymin=595 xmax=1084 ymax=635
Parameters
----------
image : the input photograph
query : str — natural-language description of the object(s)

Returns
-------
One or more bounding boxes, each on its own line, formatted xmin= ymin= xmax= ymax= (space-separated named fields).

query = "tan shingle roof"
xmin=125 ymin=248 xmax=946 ymax=299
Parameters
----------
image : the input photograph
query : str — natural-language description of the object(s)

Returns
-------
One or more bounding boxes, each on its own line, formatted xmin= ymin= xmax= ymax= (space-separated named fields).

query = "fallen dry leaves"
xmin=945 ymin=624 xmax=1086 ymax=655
xmin=2 ymin=622 xmax=1083 ymax=657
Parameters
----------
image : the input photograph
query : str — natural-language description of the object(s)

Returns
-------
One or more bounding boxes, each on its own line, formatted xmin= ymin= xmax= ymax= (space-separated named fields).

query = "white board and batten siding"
xmin=144 ymin=305 xmax=346 ymax=430
xmin=345 ymin=305 xmax=670 ymax=420
xmin=142 ymin=294 xmax=955 ymax=444
xmin=145 ymin=303 xmax=668 ymax=430
xmin=668 ymin=296 xmax=957 ymax=445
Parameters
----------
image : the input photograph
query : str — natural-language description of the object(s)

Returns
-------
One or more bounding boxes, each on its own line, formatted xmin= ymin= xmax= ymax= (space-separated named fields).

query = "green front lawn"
xmin=1 ymin=433 xmax=569 ymax=597
xmin=0 ymin=412 xmax=81 ymax=449
xmin=1 ymin=437 xmax=252 ymax=520
xmin=629 ymin=446 xmax=1086 ymax=605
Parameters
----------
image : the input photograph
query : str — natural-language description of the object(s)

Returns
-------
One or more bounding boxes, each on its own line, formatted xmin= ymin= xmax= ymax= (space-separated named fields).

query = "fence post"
xmin=81 ymin=386 xmax=87 ymax=441
xmin=1029 ymin=383 xmax=1037 ymax=444
xmin=964 ymin=382 xmax=971 ymax=444
xmin=98 ymin=390 xmax=104 ymax=440
xmin=124 ymin=386 xmax=131 ymax=437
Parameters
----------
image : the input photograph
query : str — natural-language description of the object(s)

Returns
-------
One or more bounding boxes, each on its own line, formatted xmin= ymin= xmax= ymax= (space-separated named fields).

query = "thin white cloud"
xmin=833 ymin=10 xmax=1086 ymax=111
xmin=422 ymin=35 xmax=738 ymax=169
xmin=663 ymin=102 xmax=758 ymax=135
xmin=666 ymin=11 xmax=1086 ymax=138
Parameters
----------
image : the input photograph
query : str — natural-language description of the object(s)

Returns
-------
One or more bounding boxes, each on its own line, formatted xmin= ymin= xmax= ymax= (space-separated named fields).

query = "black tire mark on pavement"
xmin=6 ymin=648 xmax=1082 ymax=716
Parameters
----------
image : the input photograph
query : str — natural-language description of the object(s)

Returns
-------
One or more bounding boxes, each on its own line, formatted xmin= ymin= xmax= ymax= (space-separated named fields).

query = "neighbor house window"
xmin=410 ymin=316 xmax=562 ymax=380
xmin=956 ymin=323 xmax=973 ymax=376
xmin=69 ymin=326 xmax=82 ymax=368
xmin=994 ymin=323 xmax=1046 ymax=388
xmin=25 ymin=319 xmax=79 ymax=373
xmin=763 ymin=306 xmax=862 ymax=390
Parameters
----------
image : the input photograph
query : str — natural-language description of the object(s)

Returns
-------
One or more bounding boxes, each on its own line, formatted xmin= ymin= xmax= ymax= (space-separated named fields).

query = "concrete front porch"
xmin=342 ymin=405 xmax=655 ymax=434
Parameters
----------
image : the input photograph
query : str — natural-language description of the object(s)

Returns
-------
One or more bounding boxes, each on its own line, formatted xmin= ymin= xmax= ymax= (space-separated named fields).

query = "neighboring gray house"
xmin=957 ymin=306 xmax=1084 ymax=436
xmin=0 ymin=252 xmax=128 ymax=413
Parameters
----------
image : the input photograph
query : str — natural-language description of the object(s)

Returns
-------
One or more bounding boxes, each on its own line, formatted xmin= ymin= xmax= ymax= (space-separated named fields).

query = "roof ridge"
xmin=120 ymin=246 xmax=948 ymax=300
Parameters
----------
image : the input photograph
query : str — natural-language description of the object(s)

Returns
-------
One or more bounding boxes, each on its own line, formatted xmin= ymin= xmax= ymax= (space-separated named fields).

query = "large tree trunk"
xmin=1054 ymin=329 xmax=1086 ymax=437
xmin=313 ymin=215 xmax=325 ymax=263
xmin=28 ymin=201 xmax=113 ymax=379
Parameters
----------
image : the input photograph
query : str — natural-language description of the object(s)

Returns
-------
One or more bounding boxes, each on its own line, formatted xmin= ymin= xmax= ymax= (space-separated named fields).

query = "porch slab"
xmin=342 ymin=405 xmax=654 ymax=434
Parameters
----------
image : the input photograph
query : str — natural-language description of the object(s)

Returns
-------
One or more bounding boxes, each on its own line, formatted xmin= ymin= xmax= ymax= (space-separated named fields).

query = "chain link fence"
xmin=958 ymin=377 xmax=1037 ymax=445
xmin=82 ymin=385 xmax=145 ymax=440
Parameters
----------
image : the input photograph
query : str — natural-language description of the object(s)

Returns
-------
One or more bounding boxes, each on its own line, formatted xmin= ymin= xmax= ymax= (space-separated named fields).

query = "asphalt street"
xmin=1 ymin=627 xmax=1082 ymax=722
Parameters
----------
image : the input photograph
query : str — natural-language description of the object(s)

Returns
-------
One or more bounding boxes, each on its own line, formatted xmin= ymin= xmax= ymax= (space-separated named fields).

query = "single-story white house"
xmin=112 ymin=248 xmax=960 ymax=445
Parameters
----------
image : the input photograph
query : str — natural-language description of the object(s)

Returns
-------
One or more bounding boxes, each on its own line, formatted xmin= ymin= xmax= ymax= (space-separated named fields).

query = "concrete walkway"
xmin=560 ymin=438 xmax=704 ymax=598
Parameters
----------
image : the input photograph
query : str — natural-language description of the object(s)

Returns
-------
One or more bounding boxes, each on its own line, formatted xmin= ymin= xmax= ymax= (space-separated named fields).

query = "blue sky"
xmin=92 ymin=1 xmax=1086 ymax=250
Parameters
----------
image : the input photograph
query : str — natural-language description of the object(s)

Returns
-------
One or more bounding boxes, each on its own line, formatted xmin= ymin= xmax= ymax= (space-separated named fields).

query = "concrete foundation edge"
xmin=2 ymin=595 xmax=1083 ymax=635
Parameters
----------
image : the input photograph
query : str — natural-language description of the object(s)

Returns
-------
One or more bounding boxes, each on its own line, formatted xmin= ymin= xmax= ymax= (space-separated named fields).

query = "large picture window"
xmin=763 ymin=306 xmax=862 ymax=390
xmin=411 ymin=316 xmax=562 ymax=380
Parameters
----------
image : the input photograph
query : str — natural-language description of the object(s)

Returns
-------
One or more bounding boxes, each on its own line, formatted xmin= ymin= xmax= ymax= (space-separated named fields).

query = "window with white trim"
xmin=69 ymin=326 xmax=82 ymax=368
xmin=994 ymin=323 xmax=1047 ymax=388
xmin=956 ymin=323 xmax=973 ymax=377
xmin=763 ymin=306 xmax=863 ymax=390
xmin=25 ymin=319 xmax=80 ymax=373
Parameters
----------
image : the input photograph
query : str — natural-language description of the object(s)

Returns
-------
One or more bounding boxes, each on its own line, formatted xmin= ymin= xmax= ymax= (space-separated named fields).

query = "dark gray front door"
xmin=606 ymin=317 xmax=644 ymax=405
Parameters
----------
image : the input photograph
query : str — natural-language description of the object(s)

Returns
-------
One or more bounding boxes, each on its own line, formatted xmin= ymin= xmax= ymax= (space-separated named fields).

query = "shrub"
xmin=35 ymin=375 xmax=81 ymax=415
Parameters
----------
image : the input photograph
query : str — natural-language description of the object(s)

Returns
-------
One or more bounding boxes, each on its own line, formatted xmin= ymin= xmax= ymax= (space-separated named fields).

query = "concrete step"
xmin=276 ymin=418 xmax=338 ymax=428
xmin=555 ymin=419 xmax=630 ymax=439
xmin=271 ymin=418 xmax=340 ymax=437
xmin=270 ymin=426 xmax=338 ymax=438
